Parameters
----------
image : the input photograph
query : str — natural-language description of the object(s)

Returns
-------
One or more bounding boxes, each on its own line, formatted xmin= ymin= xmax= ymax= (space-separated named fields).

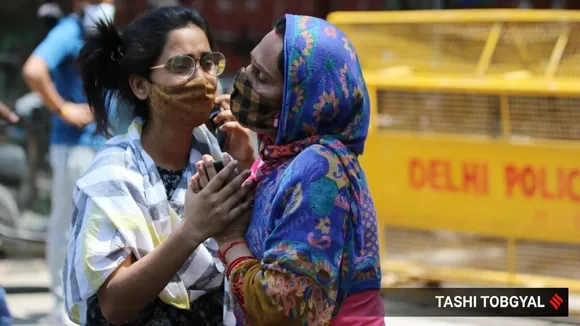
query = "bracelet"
xmin=218 ymin=240 xmax=246 ymax=265
xmin=226 ymin=255 xmax=254 ymax=278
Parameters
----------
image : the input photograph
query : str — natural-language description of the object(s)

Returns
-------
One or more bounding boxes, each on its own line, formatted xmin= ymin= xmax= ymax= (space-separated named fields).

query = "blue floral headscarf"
xmin=278 ymin=15 xmax=370 ymax=149
xmin=241 ymin=14 xmax=381 ymax=325
xmin=257 ymin=14 xmax=371 ymax=174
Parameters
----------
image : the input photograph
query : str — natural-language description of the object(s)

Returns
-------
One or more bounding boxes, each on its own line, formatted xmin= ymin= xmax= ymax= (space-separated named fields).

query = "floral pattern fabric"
xmin=157 ymin=167 xmax=185 ymax=199
xmin=228 ymin=14 xmax=382 ymax=326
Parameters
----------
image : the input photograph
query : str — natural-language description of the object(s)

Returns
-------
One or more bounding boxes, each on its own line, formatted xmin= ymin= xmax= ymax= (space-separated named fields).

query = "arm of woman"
xmin=65 ymin=155 xmax=252 ymax=325
xmin=224 ymin=148 xmax=352 ymax=326
xmin=96 ymin=218 xmax=204 ymax=325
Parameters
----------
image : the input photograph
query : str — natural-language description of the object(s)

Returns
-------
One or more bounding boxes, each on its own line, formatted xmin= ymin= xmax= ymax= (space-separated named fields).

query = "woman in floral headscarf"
xmin=192 ymin=14 xmax=383 ymax=325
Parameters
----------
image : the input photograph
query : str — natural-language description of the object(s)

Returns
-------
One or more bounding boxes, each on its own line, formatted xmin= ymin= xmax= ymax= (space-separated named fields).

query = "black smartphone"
xmin=208 ymin=105 xmax=229 ymax=152
xmin=213 ymin=160 xmax=224 ymax=173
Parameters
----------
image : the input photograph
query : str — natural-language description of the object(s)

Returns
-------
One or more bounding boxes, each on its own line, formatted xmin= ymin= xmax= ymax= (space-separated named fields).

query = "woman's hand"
xmin=182 ymin=155 xmax=254 ymax=245
xmin=214 ymin=95 xmax=256 ymax=170
xmin=189 ymin=153 xmax=235 ymax=194
xmin=59 ymin=102 xmax=94 ymax=129
xmin=189 ymin=154 xmax=255 ymax=243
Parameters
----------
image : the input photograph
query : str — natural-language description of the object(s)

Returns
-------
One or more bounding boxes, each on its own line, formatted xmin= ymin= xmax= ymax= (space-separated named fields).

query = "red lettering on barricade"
xmin=443 ymin=161 xmax=459 ymax=192
xmin=505 ymin=165 xmax=518 ymax=197
xmin=558 ymin=168 xmax=568 ymax=201
xmin=409 ymin=158 xmax=487 ymax=196
xmin=462 ymin=162 xmax=478 ymax=193
xmin=481 ymin=162 xmax=489 ymax=195
xmin=504 ymin=165 xmax=580 ymax=202
xmin=522 ymin=166 xmax=536 ymax=197
xmin=430 ymin=160 xmax=445 ymax=191
xmin=538 ymin=167 xmax=555 ymax=199
xmin=569 ymin=169 xmax=580 ymax=202
xmin=409 ymin=158 xmax=426 ymax=189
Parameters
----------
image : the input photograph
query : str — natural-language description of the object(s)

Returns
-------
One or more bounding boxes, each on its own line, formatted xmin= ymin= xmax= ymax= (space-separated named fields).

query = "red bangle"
xmin=218 ymin=240 xmax=246 ymax=264
xmin=226 ymin=255 xmax=254 ymax=278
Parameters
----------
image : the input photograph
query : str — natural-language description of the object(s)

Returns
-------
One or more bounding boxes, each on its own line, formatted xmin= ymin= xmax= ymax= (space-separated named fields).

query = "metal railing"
xmin=328 ymin=10 xmax=580 ymax=307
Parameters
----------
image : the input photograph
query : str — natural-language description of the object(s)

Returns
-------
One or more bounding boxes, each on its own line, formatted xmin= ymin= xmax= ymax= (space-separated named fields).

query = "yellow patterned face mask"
xmin=149 ymin=77 xmax=216 ymax=127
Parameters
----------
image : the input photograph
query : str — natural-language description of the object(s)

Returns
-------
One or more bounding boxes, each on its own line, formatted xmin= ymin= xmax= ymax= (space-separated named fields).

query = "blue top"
xmin=32 ymin=14 xmax=106 ymax=148
xmin=0 ymin=287 xmax=11 ymax=326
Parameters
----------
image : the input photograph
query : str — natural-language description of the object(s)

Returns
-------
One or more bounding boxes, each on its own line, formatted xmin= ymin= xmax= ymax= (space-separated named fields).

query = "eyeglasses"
xmin=150 ymin=52 xmax=226 ymax=79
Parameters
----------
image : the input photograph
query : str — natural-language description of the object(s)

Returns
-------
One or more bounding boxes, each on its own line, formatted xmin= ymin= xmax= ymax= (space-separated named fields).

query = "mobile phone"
xmin=208 ymin=105 xmax=229 ymax=152
xmin=213 ymin=160 xmax=224 ymax=173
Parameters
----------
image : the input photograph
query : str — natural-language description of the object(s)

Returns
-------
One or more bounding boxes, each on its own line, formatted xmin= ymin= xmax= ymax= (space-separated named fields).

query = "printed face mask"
xmin=230 ymin=68 xmax=281 ymax=133
xmin=149 ymin=77 xmax=217 ymax=127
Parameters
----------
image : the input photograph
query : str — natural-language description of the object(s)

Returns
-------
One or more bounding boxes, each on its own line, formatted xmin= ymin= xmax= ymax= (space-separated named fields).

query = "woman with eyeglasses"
xmin=62 ymin=6 xmax=255 ymax=326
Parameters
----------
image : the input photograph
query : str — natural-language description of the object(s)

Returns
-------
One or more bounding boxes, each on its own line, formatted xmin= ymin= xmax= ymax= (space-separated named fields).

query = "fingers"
xmin=222 ymin=153 xmax=233 ymax=166
xmin=219 ymin=121 xmax=249 ymax=134
xmin=195 ymin=156 xmax=213 ymax=188
xmin=214 ymin=94 xmax=231 ymax=107
xmin=213 ymin=95 xmax=233 ymax=125
xmin=213 ymin=110 xmax=236 ymax=125
xmin=0 ymin=102 xmax=18 ymax=124
xmin=220 ymin=172 xmax=254 ymax=210
xmin=189 ymin=174 xmax=202 ymax=194
xmin=203 ymin=159 xmax=239 ymax=193
xmin=221 ymin=154 xmax=237 ymax=183
xmin=202 ymin=155 xmax=217 ymax=181
xmin=226 ymin=196 xmax=254 ymax=224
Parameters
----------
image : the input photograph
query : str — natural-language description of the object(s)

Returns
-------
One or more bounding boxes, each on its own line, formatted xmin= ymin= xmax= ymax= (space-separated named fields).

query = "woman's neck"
xmin=141 ymin=117 xmax=193 ymax=170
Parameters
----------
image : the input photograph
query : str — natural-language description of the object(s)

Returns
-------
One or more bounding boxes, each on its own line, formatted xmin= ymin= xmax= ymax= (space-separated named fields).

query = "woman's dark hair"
xmin=79 ymin=6 xmax=214 ymax=136
xmin=274 ymin=16 xmax=286 ymax=78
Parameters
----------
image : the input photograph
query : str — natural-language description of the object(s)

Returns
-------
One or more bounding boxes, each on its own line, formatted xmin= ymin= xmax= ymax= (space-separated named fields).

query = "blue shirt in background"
xmin=32 ymin=14 xmax=106 ymax=149
xmin=105 ymin=91 xmax=132 ymax=136
xmin=0 ymin=287 xmax=11 ymax=326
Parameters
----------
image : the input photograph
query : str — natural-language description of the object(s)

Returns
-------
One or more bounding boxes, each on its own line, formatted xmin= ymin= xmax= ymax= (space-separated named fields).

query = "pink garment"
xmin=246 ymin=158 xmax=263 ymax=183
xmin=330 ymin=290 xmax=385 ymax=326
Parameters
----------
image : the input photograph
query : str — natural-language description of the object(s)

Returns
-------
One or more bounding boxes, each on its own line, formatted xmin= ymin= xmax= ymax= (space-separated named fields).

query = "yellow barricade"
xmin=327 ymin=10 xmax=580 ymax=298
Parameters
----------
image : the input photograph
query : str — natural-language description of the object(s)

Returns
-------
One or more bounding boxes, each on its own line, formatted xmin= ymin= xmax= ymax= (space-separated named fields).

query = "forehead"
xmin=159 ymin=24 xmax=210 ymax=61
xmin=252 ymin=30 xmax=283 ymax=71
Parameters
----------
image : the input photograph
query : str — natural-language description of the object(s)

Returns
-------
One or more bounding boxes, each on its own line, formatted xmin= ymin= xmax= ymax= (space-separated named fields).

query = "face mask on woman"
xmin=230 ymin=68 xmax=280 ymax=134
xmin=148 ymin=77 xmax=217 ymax=127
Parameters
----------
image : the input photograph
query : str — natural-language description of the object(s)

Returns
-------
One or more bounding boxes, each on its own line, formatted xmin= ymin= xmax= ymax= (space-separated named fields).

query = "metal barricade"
xmin=327 ymin=9 xmax=580 ymax=297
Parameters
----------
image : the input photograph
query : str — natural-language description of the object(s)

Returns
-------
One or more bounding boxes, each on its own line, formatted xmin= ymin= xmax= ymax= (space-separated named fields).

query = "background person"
xmin=37 ymin=1 xmax=64 ymax=31
xmin=0 ymin=101 xmax=17 ymax=326
xmin=21 ymin=1 xmax=114 ymax=324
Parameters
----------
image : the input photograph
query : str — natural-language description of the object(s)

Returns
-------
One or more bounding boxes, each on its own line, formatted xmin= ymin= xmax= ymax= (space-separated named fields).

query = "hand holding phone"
xmin=208 ymin=105 xmax=229 ymax=152
xmin=213 ymin=160 xmax=224 ymax=173
xmin=190 ymin=155 xmax=235 ymax=194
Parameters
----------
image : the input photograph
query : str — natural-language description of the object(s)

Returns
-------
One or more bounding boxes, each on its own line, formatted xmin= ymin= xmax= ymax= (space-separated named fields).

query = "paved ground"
xmin=1 ymin=258 xmax=579 ymax=326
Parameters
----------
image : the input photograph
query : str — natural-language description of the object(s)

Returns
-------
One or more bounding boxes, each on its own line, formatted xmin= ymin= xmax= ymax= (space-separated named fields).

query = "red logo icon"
xmin=550 ymin=293 xmax=564 ymax=310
